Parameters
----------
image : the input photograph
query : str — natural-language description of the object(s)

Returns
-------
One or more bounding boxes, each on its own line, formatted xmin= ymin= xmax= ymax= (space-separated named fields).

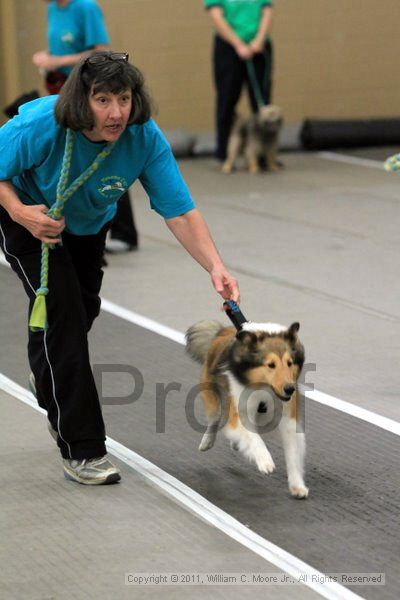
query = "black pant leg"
xmin=109 ymin=191 xmax=138 ymax=247
xmin=62 ymin=222 xmax=110 ymax=332
xmin=214 ymin=35 xmax=246 ymax=160
xmin=0 ymin=208 xmax=107 ymax=460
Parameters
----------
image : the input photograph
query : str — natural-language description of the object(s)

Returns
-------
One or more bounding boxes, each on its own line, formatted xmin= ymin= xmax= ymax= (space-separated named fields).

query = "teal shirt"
xmin=204 ymin=0 xmax=273 ymax=43
xmin=0 ymin=96 xmax=195 ymax=235
xmin=48 ymin=0 xmax=109 ymax=76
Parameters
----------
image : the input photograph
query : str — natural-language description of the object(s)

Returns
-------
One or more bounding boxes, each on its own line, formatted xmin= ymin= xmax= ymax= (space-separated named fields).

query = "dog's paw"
xmin=221 ymin=162 xmax=233 ymax=174
xmin=254 ymin=448 xmax=275 ymax=474
xmin=248 ymin=165 xmax=259 ymax=175
xmin=268 ymin=160 xmax=284 ymax=172
xmin=199 ymin=433 xmax=216 ymax=452
xmin=289 ymin=484 xmax=309 ymax=499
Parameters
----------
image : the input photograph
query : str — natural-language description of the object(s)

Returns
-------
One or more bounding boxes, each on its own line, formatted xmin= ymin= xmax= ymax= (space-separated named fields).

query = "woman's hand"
xmin=210 ymin=266 xmax=240 ymax=303
xmin=13 ymin=204 xmax=65 ymax=244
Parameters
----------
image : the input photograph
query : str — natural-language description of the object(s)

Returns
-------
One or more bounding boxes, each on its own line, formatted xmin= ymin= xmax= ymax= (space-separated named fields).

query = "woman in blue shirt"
xmin=0 ymin=52 xmax=240 ymax=485
xmin=33 ymin=0 xmax=137 ymax=251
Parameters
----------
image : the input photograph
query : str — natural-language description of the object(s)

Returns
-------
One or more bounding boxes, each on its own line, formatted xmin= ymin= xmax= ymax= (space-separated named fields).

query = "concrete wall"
xmin=1 ymin=0 xmax=399 ymax=129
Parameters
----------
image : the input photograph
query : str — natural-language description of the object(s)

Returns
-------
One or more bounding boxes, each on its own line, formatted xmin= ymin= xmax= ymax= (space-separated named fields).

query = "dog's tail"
xmin=185 ymin=321 xmax=224 ymax=364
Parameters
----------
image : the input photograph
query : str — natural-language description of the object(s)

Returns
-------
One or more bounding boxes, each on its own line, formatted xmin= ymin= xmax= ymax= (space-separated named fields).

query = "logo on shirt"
xmin=98 ymin=176 xmax=127 ymax=198
xmin=61 ymin=32 xmax=75 ymax=44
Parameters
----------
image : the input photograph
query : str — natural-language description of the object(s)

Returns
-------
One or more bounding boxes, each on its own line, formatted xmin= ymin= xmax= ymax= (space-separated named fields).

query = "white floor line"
xmin=304 ymin=388 xmax=400 ymax=437
xmin=1 ymin=254 xmax=399 ymax=437
xmin=101 ymin=298 xmax=185 ymax=345
xmin=0 ymin=372 xmax=363 ymax=600
xmin=318 ymin=151 xmax=384 ymax=170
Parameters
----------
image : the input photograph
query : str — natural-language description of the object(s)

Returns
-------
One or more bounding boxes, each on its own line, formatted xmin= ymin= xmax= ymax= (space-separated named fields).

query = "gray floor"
xmin=3 ymin=390 xmax=323 ymax=600
xmin=1 ymin=150 xmax=399 ymax=599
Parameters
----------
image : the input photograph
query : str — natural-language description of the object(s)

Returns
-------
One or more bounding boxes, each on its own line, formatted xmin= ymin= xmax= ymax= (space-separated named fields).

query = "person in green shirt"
xmin=204 ymin=0 xmax=274 ymax=160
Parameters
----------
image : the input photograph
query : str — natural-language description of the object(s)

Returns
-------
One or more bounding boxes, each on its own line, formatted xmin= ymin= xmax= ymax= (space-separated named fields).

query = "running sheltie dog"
xmin=222 ymin=105 xmax=283 ymax=174
xmin=185 ymin=320 xmax=308 ymax=498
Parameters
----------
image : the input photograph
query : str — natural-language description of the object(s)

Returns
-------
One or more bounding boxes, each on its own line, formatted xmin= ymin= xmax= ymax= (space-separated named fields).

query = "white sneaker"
xmin=63 ymin=456 xmax=121 ymax=485
xmin=105 ymin=239 xmax=135 ymax=253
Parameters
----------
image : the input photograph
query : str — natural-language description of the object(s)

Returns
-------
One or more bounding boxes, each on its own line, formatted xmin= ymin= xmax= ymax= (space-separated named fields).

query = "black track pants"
xmin=0 ymin=207 xmax=110 ymax=459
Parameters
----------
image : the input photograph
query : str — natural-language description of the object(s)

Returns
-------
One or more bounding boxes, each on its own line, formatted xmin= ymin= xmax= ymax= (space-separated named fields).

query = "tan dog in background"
xmin=185 ymin=320 xmax=308 ymax=498
xmin=222 ymin=104 xmax=283 ymax=174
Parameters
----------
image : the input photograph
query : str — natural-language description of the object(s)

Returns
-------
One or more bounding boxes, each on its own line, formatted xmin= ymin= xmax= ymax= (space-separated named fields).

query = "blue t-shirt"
xmin=48 ymin=0 xmax=110 ymax=75
xmin=0 ymin=96 xmax=195 ymax=235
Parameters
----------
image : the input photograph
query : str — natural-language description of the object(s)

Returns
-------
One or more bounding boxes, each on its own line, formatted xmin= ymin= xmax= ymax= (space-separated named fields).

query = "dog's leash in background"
xmin=223 ymin=300 xmax=249 ymax=331
xmin=245 ymin=59 xmax=265 ymax=109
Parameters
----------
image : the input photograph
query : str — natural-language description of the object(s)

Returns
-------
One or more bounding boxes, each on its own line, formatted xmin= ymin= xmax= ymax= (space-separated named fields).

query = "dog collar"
xmin=223 ymin=300 xmax=249 ymax=331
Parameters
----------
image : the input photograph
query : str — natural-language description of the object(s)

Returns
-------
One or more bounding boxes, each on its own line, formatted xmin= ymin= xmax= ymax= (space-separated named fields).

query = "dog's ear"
xmin=236 ymin=330 xmax=258 ymax=346
xmin=287 ymin=322 xmax=300 ymax=343
xmin=286 ymin=323 xmax=305 ymax=373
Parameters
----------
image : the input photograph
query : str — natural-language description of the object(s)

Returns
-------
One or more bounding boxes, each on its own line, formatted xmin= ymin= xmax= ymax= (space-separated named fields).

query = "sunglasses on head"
xmin=84 ymin=52 xmax=129 ymax=66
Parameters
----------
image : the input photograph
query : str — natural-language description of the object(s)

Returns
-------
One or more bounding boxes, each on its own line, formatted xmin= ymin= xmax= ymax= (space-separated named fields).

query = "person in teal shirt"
xmin=204 ymin=0 xmax=274 ymax=160
xmin=33 ymin=0 xmax=138 ymax=252
xmin=33 ymin=0 xmax=109 ymax=86
xmin=0 ymin=52 xmax=240 ymax=486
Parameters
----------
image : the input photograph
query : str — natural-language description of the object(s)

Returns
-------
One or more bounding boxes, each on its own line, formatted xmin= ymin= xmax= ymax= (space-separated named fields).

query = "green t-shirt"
xmin=204 ymin=0 xmax=273 ymax=43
